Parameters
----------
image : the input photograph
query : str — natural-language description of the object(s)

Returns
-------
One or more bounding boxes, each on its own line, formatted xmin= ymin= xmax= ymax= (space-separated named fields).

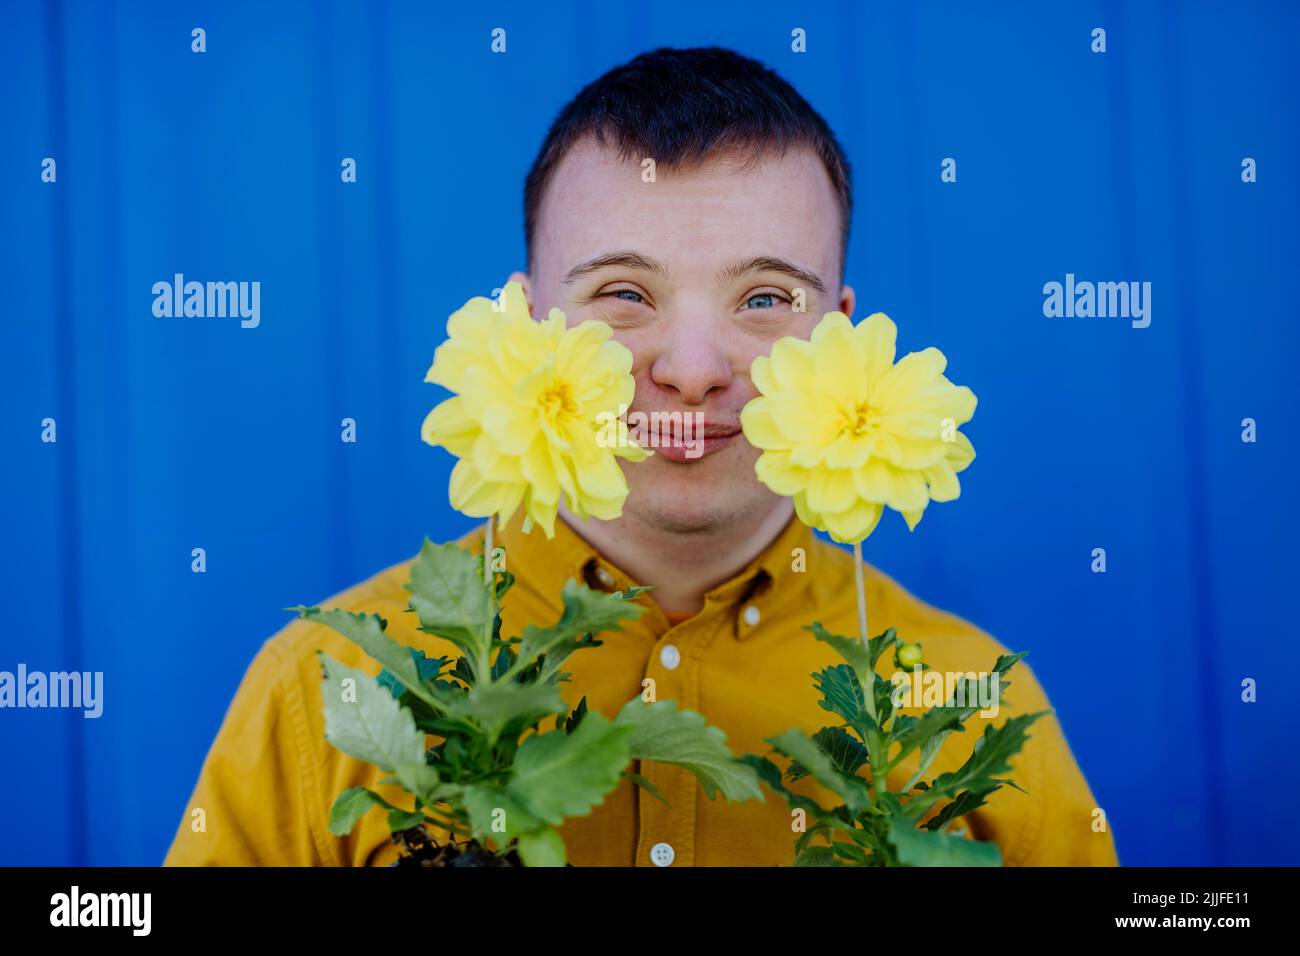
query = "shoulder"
xmin=261 ymin=525 xmax=485 ymax=677
xmin=234 ymin=530 xmax=483 ymax=866
xmin=798 ymin=538 xmax=1096 ymax=865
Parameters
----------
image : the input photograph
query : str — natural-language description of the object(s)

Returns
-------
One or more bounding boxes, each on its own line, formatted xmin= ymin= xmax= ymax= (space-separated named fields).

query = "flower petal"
xmin=856 ymin=312 xmax=897 ymax=392
xmin=754 ymin=451 xmax=811 ymax=497
xmin=807 ymin=467 xmax=857 ymax=515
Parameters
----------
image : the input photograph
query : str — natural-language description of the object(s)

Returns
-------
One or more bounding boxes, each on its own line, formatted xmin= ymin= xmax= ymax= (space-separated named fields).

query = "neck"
xmin=557 ymin=497 xmax=795 ymax=615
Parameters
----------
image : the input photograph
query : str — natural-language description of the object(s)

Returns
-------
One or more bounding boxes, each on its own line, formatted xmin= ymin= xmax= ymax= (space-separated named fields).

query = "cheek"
xmin=610 ymin=329 xmax=655 ymax=378
xmin=734 ymin=337 xmax=777 ymax=388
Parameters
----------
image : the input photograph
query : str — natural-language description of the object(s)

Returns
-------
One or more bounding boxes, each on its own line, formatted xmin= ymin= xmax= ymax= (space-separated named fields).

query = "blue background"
xmin=2 ymin=0 xmax=1297 ymax=866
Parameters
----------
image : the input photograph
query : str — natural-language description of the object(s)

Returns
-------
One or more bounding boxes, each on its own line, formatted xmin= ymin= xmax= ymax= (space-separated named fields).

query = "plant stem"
xmin=481 ymin=515 xmax=497 ymax=685
xmin=423 ymin=812 xmax=466 ymax=838
xmin=853 ymin=539 xmax=885 ymax=802
xmin=853 ymin=540 xmax=868 ymax=652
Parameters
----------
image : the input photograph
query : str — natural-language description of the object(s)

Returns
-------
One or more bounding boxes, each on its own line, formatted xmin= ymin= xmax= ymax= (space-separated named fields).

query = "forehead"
xmin=533 ymin=136 xmax=842 ymax=284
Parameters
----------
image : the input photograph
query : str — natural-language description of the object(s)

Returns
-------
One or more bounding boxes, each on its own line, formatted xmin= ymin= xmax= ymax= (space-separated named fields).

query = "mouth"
xmin=618 ymin=408 xmax=744 ymax=463
xmin=646 ymin=422 xmax=742 ymax=463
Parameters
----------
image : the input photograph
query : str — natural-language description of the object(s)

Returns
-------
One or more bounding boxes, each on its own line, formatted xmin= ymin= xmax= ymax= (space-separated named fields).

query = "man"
xmin=165 ymin=47 xmax=1117 ymax=866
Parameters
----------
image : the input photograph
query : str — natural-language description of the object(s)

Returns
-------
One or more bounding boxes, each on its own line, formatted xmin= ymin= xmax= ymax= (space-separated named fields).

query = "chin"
xmin=616 ymin=444 xmax=759 ymax=528
xmin=623 ymin=454 xmax=765 ymax=534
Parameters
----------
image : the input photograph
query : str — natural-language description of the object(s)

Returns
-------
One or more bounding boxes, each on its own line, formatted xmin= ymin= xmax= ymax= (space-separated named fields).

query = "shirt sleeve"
xmin=1011 ymin=710 xmax=1120 ymax=866
xmin=966 ymin=660 xmax=1120 ymax=867
xmin=163 ymin=639 xmax=329 ymax=866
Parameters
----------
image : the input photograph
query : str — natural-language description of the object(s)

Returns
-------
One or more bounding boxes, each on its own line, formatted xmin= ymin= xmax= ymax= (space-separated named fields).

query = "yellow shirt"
xmin=164 ymin=514 xmax=1119 ymax=867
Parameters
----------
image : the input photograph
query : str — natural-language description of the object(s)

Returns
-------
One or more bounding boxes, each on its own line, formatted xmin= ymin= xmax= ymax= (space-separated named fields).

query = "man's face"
xmin=511 ymin=137 xmax=854 ymax=536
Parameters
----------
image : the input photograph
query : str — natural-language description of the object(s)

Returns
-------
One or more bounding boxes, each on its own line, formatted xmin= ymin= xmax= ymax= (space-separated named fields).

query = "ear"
xmin=507 ymin=270 xmax=533 ymax=312
xmin=838 ymin=283 xmax=856 ymax=319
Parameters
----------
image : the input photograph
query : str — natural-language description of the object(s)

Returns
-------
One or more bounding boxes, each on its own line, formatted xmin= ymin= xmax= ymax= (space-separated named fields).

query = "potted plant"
xmin=293 ymin=282 xmax=762 ymax=866
xmin=736 ymin=310 xmax=1047 ymax=865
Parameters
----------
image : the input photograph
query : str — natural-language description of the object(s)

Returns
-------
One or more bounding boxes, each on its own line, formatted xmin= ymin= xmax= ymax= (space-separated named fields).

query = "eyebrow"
xmin=562 ymin=250 xmax=828 ymax=296
xmin=717 ymin=256 xmax=827 ymax=295
xmin=562 ymin=251 xmax=670 ymax=284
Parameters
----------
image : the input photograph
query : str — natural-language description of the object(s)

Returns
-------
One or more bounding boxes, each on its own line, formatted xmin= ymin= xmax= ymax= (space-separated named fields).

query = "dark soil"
xmin=390 ymin=826 xmax=522 ymax=867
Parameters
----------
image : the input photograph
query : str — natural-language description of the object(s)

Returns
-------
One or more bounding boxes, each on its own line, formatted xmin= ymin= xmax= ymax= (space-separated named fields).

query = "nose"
xmin=646 ymin=313 xmax=735 ymax=406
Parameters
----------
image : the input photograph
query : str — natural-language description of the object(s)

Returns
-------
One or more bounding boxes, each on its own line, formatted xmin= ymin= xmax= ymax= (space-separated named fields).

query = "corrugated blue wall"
xmin=2 ymin=0 xmax=1297 ymax=865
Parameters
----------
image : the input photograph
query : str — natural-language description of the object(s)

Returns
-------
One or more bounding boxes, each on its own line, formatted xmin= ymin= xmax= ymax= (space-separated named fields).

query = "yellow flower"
xmin=740 ymin=311 xmax=976 ymax=544
xmin=422 ymin=281 xmax=650 ymax=539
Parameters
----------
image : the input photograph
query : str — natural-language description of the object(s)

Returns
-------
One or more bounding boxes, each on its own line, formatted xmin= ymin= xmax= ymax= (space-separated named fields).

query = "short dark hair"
xmin=523 ymin=46 xmax=853 ymax=275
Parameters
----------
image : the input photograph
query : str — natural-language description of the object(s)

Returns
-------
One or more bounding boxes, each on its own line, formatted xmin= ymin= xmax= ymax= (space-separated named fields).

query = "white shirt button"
xmin=659 ymin=644 xmax=681 ymax=670
xmin=742 ymin=605 xmax=761 ymax=627
xmin=650 ymin=842 xmax=675 ymax=867
xmin=594 ymin=566 xmax=615 ymax=588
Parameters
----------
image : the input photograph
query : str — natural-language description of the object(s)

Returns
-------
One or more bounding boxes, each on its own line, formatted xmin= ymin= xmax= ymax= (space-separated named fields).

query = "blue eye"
xmin=744 ymin=293 xmax=781 ymax=310
xmin=607 ymin=289 xmax=644 ymax=303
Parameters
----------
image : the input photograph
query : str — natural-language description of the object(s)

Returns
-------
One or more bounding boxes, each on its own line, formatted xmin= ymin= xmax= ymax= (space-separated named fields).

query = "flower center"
xmin=540 ymin=380 xmax=578 ymax=423
xmin=838 ymin=402 xmax=875 ymax=439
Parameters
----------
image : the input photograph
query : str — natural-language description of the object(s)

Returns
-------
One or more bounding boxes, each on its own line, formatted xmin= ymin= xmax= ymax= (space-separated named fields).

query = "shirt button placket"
xmin=639 ymin=624 xmax=694 ymax=865
xmin=649 ymin=841 xmax=675 ymax=867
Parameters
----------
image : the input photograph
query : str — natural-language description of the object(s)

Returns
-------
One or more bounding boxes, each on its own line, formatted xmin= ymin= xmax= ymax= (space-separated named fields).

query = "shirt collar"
xmin=489 ymin=509 xmax=815 ymax=636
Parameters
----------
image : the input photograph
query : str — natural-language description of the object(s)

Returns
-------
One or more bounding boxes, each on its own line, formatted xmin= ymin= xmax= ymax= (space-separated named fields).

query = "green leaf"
xmin=513 ymin=579 xmax=644 ymax=679
xmin=923 ymin=786 xmax=996 ymax=832
xmin=505 ymin=712 xmax=634 ymax=826
xmin=740 ymin=753 xmax=785 ymax=792
xmin=447 ymin=680 xmax=568 ymax=740
xmin=622 ymin=771 xmax=671 ymax=806
xmin=928 ymin=711 xmax=1049 ymax=800
xmin=831 ymin=840 xmax=871 ymax=865
xmin=788 ymin=727 xmax=868 ymax=781
xmin=328 ymin=787 xmax=390 ymax=836
xmin=393 ymin=761 xmax=442 ymax=806
xmin=319 ymin=653 xmax=426 ymax=772
xmin=377 ymin=649 xmax=448 ymax=699
xmin=767 ymin=728 xmax=872 ymax=813
xmin=814 ymin=664 xmax=866 ymax=727
xmin=867 ymin=627 xmax=899 ymax=670
xmin=448 ymin=656 xmax=476 ymax=686
xmin=886 ymin=819 xmax=1002 ymax=867
xmin=298 ymin=607 xmax=455 ymax=712
xmin=739 ymin=754 xmax=834 ymax=819
xmin=996 ymin=777 xmax=1031 ymax=796
xmin=902 ymin=722 xmax=960 ymax=793
xmin=491 ymin=644 xmax=516 ymax=681
xmin=387 ymin=808 xmax=427 ymax=832
xmin=806 ymin=623 xmax=872 ymax=681
xmin=406 ymin=539 xmax=492 ymax=663
xmin=493 ymin=568 xmax=517 ymax=602
xmin=992 ymin=651 xmax=1029 ymax=675
xmin=895 ymin=671 xmax=1010 ymax=789
xmin=614 ymin=698 xmax=764 ymax=802
xmin=516 ymin=826 xmax=568 ymax=867
xmin=890 ymin=704 xmax=966 ymax=758
xmin=871 ymin=672 xmax=897 ymax=728
xmin=562 ymin=696 xmax=589 ymax=734
xmin=795 ymin=820 xmax=834 ymax=853
xmin=461 ymin=784 xmax=540 ymax=844
xmin=793 ymin=845 xmax=838 ymax=867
